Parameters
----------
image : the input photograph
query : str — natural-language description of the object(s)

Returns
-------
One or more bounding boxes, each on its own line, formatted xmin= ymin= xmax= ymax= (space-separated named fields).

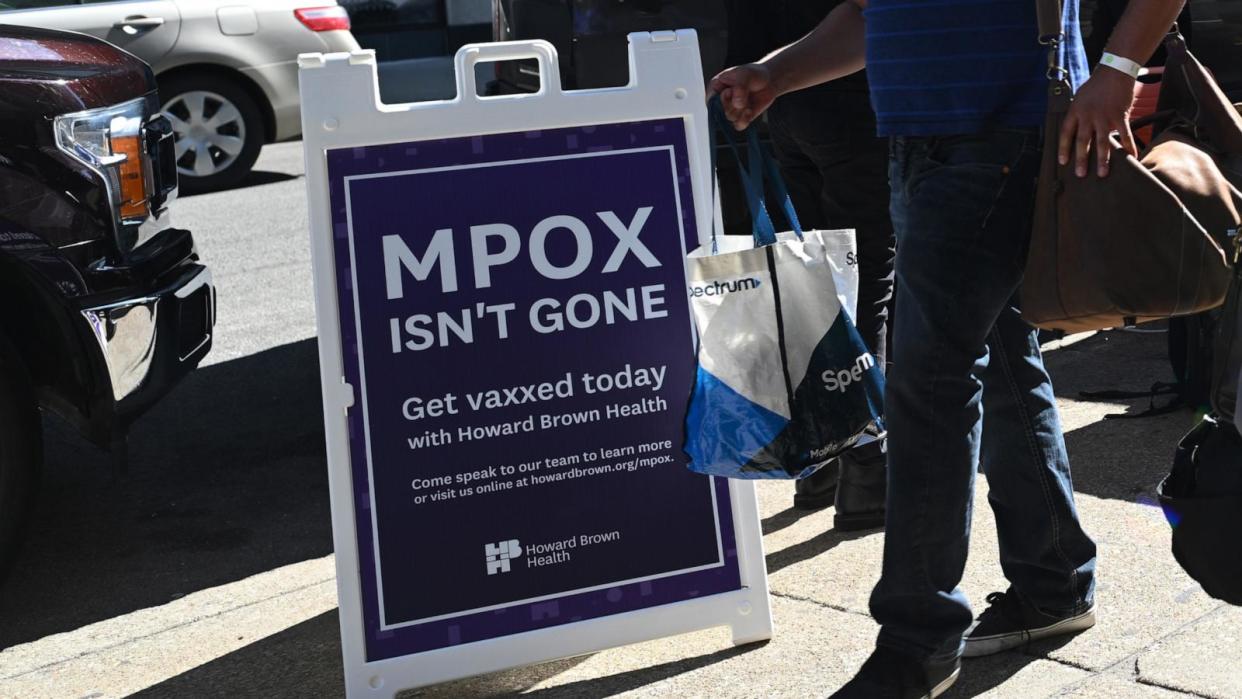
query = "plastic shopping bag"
xmin=684 ymin=99 xmax=885 ymax=480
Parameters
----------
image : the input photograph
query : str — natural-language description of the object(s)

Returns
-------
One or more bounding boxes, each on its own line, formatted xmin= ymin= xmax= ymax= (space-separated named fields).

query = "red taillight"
xmin=295 ymin=6 xmax=350 ymax=32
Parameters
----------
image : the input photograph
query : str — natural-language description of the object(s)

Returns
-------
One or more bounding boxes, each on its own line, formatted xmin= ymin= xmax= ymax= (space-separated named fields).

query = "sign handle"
xmin=455 ymin=40 xmax=564 ymax=101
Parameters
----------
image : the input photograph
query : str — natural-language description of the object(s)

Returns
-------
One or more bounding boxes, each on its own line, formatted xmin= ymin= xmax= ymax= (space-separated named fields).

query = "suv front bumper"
xmin=81 ymin=257 xmax=216 ymax=424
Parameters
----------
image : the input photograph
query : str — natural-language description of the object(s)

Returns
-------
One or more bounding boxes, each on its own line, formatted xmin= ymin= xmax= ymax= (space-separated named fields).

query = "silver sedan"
xmin=2 ymin=0 xmax=360 ymax=192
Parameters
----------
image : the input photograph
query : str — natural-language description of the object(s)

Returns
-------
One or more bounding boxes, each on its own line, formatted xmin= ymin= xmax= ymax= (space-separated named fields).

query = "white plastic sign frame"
xmin=299 ymin=32 xmax=772 ymax=696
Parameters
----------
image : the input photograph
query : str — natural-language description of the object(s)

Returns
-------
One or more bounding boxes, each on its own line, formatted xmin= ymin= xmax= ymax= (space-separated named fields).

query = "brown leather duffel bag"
xmin=1021 ymin=9 xmax=1241 ymax=333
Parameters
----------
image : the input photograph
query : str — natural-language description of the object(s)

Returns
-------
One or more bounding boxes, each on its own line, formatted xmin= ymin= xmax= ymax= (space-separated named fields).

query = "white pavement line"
xmin=0 ymin=556 xmax=336 ymax=686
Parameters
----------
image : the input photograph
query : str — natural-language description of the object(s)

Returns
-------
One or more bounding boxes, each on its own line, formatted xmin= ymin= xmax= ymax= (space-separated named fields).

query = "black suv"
xmin=0 ymin=25 xmax=215 ymax=575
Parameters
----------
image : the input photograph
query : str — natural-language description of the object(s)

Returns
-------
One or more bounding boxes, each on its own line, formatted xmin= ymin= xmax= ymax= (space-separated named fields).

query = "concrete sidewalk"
xmin=2 ymin=325 xmax=1236 ymax=698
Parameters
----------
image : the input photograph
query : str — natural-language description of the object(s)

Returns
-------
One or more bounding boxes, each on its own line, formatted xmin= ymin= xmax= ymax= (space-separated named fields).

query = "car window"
xmin=340 ymin=0 xmax=443 ymax=31
xmin=340 ymin=0 xmax=447 ymax=61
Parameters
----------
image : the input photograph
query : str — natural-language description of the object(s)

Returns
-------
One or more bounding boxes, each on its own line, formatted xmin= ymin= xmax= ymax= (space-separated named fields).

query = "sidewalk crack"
xmin=769 ymin=591 xmax=873 ymax=619
xmin=1020 ymin=653 xmax=1095 ymax=673
xmin=1134 ymin=676 xmax=1217 ymax=699
xmin=1022 ymin=602 xmax=1228 ymax=697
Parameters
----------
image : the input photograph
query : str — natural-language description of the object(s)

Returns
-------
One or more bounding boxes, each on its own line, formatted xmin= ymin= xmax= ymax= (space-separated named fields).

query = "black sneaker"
xmin=830 ymin=646 xmax=960 ymax=698
xmin=963 ymin=589 xmax=1096 ymax=658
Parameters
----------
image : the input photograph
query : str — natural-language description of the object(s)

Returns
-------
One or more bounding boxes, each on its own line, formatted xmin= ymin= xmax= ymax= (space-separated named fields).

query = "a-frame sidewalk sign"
xmin=298 ymin=31 xmax=772 ymax=696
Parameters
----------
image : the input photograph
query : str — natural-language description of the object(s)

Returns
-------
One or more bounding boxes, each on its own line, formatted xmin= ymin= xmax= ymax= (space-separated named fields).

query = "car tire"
xmin=0 ymin=336 xmax=41 ymax=582
xmin=159 ymin=73 xmax=265 ymax=194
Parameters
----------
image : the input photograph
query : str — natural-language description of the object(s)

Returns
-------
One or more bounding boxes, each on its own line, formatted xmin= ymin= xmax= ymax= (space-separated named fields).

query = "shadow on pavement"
xmin=180 ymin=170 xmax=301 ymax=197
xmin=760 ymin=504 xmax=818 ymax=536
xmin=1043 ymin=330 xmax=1192 ymax=504
xmin=766 ymin=525 xmax=877 ymax=575
xmin=130 ymin=607 xmax=602 ymax=699
xmin=0 ymin=338 xmax=332 ymax=650
xmin=945 ymin=635 xmax=1077 ymax=698
xmin=131 ymin=611 xmax=345 ymax=699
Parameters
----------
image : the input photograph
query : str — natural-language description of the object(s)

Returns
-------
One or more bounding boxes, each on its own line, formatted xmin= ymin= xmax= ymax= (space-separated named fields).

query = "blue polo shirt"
xmin=864 ymin=0 xmax=1088 ymax=136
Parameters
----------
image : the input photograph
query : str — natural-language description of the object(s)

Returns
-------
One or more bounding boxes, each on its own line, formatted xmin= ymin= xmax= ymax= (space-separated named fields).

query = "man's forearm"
xmin=762 ymin=0 xmax=867 ymax=97
xmin=1103 ymin=0 xmax=1185 ymax=66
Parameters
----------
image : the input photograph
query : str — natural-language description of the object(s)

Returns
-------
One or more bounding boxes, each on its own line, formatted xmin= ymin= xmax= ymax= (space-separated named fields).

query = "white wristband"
xmin=1099 ymin=52 xmax=1142 ymax=79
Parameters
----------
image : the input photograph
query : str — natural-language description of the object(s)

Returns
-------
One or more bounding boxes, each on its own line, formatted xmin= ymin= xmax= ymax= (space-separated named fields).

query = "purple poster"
xmin=326 ymin=118 xmax=742 ymax=662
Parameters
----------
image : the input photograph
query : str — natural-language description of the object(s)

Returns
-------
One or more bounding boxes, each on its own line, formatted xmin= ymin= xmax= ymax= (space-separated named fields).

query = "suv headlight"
xmin=55 ymin=97 xmax=169 ymax=254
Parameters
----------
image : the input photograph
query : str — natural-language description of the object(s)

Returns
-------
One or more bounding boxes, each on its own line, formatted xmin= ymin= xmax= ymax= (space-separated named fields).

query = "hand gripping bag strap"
xmin=709 ymin=96 xmax=779 ymax=246
xmin=707 ymin=97 xmax=805 ymax=245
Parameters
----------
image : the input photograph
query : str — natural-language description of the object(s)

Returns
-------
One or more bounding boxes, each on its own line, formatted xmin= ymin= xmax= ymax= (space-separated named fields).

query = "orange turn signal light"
xmin=111 ymin=133 xmax=148 ymax=220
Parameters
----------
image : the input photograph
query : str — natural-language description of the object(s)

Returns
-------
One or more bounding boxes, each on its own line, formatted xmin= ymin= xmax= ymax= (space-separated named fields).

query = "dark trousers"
xmin=767 ymin=88 xmax=895 ymax=369
xmin=872 ymin=129 xmax=1097 ymax=659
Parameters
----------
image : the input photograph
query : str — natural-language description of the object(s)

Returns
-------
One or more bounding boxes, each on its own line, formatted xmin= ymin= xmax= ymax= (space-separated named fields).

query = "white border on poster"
xmin=299 ymin=32 xmax=773 ymax=697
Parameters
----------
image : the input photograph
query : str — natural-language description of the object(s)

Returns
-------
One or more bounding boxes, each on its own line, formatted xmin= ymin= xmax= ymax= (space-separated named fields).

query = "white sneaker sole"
xmin=962 ymin=606 xmax=1096 ymax=658
xmin=928 ymin=665 xmax=960 ymax=698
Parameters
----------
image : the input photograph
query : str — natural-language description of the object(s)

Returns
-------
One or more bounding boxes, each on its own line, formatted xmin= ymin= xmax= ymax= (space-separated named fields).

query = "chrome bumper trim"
xmin=81 ymin=263 xmax=215 ymax=403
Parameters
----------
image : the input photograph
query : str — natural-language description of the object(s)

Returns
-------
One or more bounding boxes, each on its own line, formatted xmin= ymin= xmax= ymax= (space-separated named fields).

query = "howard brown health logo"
xmin=485 ymin=540 xmax=523 ymax=575
xmin=485 ymin=531 xmax=623 ymax=575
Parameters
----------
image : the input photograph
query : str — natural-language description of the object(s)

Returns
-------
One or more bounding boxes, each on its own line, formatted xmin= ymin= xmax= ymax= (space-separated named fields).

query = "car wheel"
xmin=160 ymin=73 xmax=265 ymax=194
xmin=0 ymin=336 xmax=40 ymax=582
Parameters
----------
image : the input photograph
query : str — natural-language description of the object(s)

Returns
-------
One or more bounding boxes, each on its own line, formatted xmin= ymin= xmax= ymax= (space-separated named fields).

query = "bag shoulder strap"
xmin=1034 ymin=0 xmax=1071 ymax=105
xmin=1036 ymin=0 xmax=1062 ymax=42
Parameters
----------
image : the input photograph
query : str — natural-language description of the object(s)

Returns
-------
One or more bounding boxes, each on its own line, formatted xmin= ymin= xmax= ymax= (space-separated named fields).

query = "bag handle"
xmin=1036 ymin=0 xmax=1062 ymax=45
xmin=707 ymin=95 xmax=804 ymax=248
xmin=709 ymin=96 xmax=777 ymax=246
xmin=749 ymin=118 xmax=805 ymax=240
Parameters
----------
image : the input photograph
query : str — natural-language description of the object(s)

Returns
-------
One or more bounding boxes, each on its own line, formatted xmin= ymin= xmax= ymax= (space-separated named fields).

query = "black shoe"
xmin=794 ymin=459 xmax=840 ymax=510
xmin=833 ymin=445 xmax=886 ymax=531
xmin=830 ymin=646 xmax=960 ymax=698
xmin=963 ymin=588 xmax=1096 ymax=657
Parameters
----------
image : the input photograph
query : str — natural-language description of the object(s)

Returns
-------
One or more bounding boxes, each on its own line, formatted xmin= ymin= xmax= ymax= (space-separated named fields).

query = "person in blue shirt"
xmin=711 ymin=1 xmax=1185 ymax=697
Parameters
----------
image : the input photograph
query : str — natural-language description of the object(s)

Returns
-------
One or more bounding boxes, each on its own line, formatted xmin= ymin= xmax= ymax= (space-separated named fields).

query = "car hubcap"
xmin=162 ymin=90 xmax=246 ymax=180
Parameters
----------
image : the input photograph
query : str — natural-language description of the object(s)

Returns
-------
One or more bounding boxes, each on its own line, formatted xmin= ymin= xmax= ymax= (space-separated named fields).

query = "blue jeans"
xmin=869 ymin=128 xmax=1098 ymax=661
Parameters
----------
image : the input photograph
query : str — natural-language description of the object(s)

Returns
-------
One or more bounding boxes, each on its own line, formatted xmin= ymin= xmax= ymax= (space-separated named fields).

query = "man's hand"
xmin=1064 ymin=0 xmax=1185 ymax=176
xmin=708 ymin=64 xmax=777 ymax=131
xmin=704 ymin=0 xmax=867 ymax=130
xmin=1058 ymin=67 xmax=1139 ymax=178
